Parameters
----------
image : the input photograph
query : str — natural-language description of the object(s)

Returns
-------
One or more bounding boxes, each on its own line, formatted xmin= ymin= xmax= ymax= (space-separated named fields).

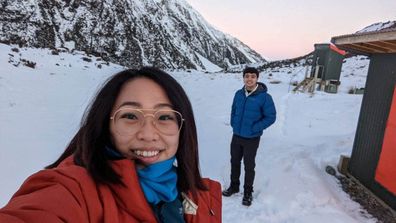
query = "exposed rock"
xmin=0 ymin=0 xmax=265 ymax=70
xmin=337 ymin=174 xmax=396 ymax=223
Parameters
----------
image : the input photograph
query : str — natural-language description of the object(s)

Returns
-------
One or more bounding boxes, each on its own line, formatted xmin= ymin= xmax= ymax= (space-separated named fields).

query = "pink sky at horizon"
xmin=186 ymin=0 xmax=396 ymax=61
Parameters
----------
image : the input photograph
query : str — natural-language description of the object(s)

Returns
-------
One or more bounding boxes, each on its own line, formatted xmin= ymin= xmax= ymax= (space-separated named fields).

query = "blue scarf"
xmin=137 ymin=157 xmax=178 ymax=204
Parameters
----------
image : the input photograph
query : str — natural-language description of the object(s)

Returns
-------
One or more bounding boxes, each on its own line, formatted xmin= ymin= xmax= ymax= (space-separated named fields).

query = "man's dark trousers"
xmin=230 ymin=134 xmax=260 ymax=192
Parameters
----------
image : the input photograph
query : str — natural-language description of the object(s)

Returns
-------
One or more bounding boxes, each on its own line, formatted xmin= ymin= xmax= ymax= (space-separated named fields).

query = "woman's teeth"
xmin=133 ymin=150 xmax=160 ymax=157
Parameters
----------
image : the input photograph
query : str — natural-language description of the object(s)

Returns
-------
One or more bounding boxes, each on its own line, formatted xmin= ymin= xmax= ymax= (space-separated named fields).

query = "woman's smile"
xmin=131 ymin=148 xmax=164 ymax=164
xmin=132 ymin=149 xmax=160 ymax=157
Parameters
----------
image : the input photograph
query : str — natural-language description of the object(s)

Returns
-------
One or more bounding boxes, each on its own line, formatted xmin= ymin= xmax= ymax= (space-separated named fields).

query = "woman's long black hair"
xmin=46 ymin=67 xmax=207 ymax=193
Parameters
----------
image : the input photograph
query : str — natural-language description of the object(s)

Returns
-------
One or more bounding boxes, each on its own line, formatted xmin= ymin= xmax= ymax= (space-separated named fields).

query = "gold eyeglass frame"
xmin=110 ymin=108 xmax=185 ymax=136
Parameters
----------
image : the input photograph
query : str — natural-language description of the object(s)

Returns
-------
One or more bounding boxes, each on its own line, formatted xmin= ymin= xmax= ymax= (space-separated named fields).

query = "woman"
xmin=0 ymin=67 xmax=222 ymax=223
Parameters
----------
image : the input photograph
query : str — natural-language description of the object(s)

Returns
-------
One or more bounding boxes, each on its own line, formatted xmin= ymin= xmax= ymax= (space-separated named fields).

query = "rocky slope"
xmin=0 ymin=0 xmax=265 ymax=70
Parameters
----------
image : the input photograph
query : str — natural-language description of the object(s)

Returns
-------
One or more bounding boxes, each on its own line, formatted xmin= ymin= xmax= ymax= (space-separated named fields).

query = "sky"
xmin=186 ymin=0 xmax=396 ymax=61
xmin=0 ymin=43 xmax=378 ymax=222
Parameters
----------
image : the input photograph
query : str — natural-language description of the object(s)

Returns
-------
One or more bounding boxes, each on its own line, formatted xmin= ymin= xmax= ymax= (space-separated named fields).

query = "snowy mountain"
xmin=356 ymin=20 xmax=396 ymax=33
xmin=0 ymin=0 xmax=264 ymax=70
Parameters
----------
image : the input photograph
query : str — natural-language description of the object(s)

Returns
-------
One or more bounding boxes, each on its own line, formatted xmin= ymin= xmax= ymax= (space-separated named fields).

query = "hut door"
xmin=375 ymin=86 xmax=396 ymax=195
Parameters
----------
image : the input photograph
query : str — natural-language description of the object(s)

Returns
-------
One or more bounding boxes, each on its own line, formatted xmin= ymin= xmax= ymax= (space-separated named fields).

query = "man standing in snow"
xmin=223 ymin=67 xmax=276 ymax=206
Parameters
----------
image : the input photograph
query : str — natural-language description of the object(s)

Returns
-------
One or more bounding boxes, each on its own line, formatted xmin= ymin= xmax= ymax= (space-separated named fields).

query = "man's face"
xmin=243 ymin=72 xmax=258 ymax=90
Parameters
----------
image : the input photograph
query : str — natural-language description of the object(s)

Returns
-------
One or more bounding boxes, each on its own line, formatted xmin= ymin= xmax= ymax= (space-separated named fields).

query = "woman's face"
xmin=110 ymin=77 xmax=180 ymax=166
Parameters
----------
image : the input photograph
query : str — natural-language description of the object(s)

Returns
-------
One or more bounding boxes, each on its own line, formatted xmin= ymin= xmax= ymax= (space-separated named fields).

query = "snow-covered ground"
xmin=0 ymin=43 xmax=376 ymax=222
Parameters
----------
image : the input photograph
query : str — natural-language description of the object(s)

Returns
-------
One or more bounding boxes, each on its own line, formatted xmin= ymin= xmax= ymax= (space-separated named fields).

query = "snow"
xmin=0 ymin=0 xmax=265 ymax=70
xmin=0 ymin=43 xmax=377 ymax=222
xmin=195 ymin=52 xmax=222 ymax=72
xmin=63 ymin=41 xmax=76 ymax=50
xmin=356 ymin=21 xmax=396 ymax=33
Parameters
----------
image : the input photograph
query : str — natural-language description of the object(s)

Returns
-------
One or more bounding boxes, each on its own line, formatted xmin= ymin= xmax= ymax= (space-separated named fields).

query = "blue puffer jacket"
xmin=231 ymin=82 xmax=276 ymax=138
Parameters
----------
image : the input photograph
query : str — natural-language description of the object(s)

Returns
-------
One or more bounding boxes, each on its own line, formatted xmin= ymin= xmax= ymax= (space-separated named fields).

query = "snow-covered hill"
xmin=356 ymin=20 xmax=396 ymax=33
xmin=0 ymin=0 xmax=264 ymax=71
xmin=0 ymin=42 xmax=378 ymax=222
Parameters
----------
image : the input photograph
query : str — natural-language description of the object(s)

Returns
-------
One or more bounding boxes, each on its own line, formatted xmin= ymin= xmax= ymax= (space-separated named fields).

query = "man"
xmin=223 ymin=67 xmax=276 ymax=206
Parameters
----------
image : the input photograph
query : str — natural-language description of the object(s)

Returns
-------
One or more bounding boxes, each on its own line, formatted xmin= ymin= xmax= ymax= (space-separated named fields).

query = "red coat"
xmin=0 ymin=157 xmax=222 ymax=223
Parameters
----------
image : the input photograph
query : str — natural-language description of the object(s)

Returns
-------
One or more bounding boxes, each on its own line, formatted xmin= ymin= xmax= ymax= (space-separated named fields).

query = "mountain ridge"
xmin=0 ymin=0 xmax=265 ymax=70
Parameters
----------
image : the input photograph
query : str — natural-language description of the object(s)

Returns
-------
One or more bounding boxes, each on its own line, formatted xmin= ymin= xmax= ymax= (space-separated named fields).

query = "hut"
xmin=293 ymin=43 xmax=345 ymax=93
xmin=310 ymin=43 xmax=345 ymax=92
xmin=331 ymin=28 xmax=396 ymax=210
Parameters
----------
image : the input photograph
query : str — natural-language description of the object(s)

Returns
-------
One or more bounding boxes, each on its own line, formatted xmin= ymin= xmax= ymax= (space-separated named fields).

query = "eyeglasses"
xmin=110 ymin=108 xmax=184 ymax=136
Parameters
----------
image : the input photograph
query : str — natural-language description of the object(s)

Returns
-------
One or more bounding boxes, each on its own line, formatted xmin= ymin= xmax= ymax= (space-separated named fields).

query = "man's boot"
xmin=222 ymin=184 xmax=239 ymax=197
xmin=242 ymin=190 xmax=253 ymax=206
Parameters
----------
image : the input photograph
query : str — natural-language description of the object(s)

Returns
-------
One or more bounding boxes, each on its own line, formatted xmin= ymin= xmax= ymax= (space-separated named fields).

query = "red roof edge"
xmin=329 ymin=44 xmax=346 ymax=55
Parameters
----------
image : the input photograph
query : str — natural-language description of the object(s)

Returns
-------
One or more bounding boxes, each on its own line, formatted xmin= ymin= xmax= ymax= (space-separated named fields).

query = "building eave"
xmin=331 ymin=29 xmax=396 ymax=55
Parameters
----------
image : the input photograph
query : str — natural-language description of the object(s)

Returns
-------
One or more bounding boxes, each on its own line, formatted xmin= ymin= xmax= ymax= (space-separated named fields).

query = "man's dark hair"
xmin=46 ymin=67 xmax=207 ymax=193
xmin=243 ymin=67 xmax=259 ymax=78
